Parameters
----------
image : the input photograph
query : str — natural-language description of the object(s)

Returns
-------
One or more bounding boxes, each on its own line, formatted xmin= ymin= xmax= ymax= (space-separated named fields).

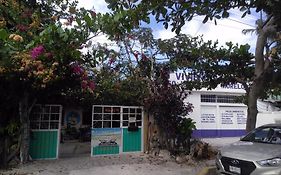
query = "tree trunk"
xmin=246 ymin=85 xmax=259 ymax=132
xmin=245 ymin=20 xmax=270 ymax=132
xmin=19 ymin=92 xmax=30 ymax=163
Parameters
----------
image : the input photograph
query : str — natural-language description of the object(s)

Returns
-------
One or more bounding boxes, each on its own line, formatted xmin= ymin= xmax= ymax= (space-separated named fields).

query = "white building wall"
xmin=170 ymin=72 xmax=247 ymax=138
xmin=256 ymin=112 xmax=281 ymax=127
xmin=185 ymin=91 xmax=247 ymax=137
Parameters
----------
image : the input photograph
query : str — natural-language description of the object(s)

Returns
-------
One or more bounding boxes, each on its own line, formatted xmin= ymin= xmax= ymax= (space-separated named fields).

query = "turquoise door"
xmin=91 ymin=105 xmax=143 ymax=156
xmin=122 ymin=128 xmax=142 ymax=152
xmin=30 ymin=130 xmax=58 ymax=159
xmin=29 ymin=105 xmax=62 ymax=159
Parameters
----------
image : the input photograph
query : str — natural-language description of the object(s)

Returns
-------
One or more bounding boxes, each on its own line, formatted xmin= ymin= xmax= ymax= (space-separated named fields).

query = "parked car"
xmin=216 ymin=124 xmax=281 ymax=175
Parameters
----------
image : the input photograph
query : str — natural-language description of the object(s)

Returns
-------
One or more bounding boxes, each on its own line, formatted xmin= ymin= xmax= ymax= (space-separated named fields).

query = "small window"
xmin=130 ymin=108 xmax=136 ymax=113
xmin=103 ymin=121 xmax=111 ymax=128
xmin=51 ymin=106 xmax=60 ymax=113
xmin=217 ymin=95 xmax=237 ymax=103
xmin=112 ymin=121 xmax=120 ymax=128
xmin=103 ymin=114 xmax=111 ymax=120
xmin=113 ymin=114 xmax=120 ymax=120
xmin=123 ymin=108 xmax=129 ymax=113
xmin=136 ymin=114 xmax=142 ymax=120
xmin=30 ymin=105 xmax=61 ymax=130
xmin=93 ymin=114 xmax=102 ymax=120
xmin=137 ymin=108 xmax=142 ymax=113
xmin=201 ymin=95 xmax=216 ymax=102
xmin=136 ymin=121 xmax=142 ymax=126
xmin=113 ymin=107 xmax=121 ymax=113
xmin=123 ymin=121 xmax=128 ymax=127
xmin=123 ymin=114 xmax=128 ymax=120
xmin=94 ymin=107 xmax=102 ymax=113
xmin=104 ymin=107 xmax=112 ymax=113
xmin=93 ymin=121 xmax=102 ymax=128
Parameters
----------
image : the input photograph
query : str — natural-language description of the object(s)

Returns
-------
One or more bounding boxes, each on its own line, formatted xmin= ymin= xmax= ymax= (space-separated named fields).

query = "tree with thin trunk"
xmin=0 ymin=0 xmax=99 ymax=163
xmin=104 ymin=0 xmax=281 ymax=132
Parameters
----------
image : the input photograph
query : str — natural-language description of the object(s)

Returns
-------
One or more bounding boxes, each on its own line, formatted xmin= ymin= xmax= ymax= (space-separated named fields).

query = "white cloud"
xmin=78 ymin=1 xmax=258 ymax=52
xmin=78 ymin=0 xmax=110 ymax=13
xmin=152 ymin=10 xmax=258 ymax=52
xmin=154 ymin=29 xmax=176 ymax=39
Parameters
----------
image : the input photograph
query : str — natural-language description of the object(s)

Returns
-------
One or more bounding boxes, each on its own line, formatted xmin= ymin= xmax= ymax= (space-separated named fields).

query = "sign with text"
xmin=169 ymin=72 xmax=246 ymax=93
xmin=200 ymin=106 xmax=217 ymax=129
xmin=219 ymin=107 xmax=247 ymax=129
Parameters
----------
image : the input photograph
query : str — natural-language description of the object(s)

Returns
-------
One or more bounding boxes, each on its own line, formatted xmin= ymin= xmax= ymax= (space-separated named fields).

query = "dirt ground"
xmin=0 ymin=152 xmax=215 ymax=175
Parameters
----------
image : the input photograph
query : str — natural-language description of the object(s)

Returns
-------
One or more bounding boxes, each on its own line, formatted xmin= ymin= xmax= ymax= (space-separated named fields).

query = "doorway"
xmin=91 ymin=105 xmax=143 ymax=156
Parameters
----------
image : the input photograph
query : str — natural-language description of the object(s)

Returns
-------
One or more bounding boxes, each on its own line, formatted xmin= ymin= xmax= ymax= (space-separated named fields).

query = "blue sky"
xmin=78 ymin=0 xmax=259 ymax=53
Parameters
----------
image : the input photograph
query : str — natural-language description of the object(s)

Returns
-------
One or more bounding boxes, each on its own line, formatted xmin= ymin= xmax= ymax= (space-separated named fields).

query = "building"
xmin=170 ymin=72 xmax=247 ymax=138
xmin=29 ymin=104 xmax=146 ymax=159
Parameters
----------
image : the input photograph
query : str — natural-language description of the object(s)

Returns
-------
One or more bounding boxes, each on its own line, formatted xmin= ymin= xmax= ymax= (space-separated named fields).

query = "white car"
xmin=216 ymin=124 xmax=281 ymax=175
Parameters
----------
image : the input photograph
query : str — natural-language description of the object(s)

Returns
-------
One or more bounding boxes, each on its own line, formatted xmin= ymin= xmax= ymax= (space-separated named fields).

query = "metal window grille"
xmin=92 ymin=106 xmax=142 ymax=128
xmin=201 ymin=95 xmax=216 ymax=102
xmin=30 ymin=105 xmax=61 ymax=130
xmin=201 ymin=95 xmax=240 ymax=103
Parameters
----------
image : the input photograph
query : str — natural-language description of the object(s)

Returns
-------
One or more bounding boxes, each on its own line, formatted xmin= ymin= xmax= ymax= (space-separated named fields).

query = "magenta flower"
xmin=72 ymin=64 xmax=85 ymax=75
xmin=81 ymin=80 xmax=88 ymax=89
xmin=88 ymin=81 xmax=95 ymax=90
xmin=31 ymin=45 xmax=45 ymax=59
xmin=16 ymin=24 xmax=28 ymax=32
xmin=44 ymin=52 xmax=53 ymax=59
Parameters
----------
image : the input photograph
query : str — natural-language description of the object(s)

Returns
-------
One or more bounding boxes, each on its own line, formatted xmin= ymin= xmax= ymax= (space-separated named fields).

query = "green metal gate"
xmin=91 ymin=105 xmax=143 ymax=156
xmin=29 ymin=105 xmax=62 ymax=159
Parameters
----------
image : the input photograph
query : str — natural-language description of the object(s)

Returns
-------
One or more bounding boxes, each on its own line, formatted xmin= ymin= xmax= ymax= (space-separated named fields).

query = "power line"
xmin=194 ymin=22 xmax=204 ymax=36
xmin=192 ymin=18 xmax=251 ymax=30
xmin=229 ymin=11 xmax=258 ymax=21
xmin=227 ymin=18 xmax=255 ymax=28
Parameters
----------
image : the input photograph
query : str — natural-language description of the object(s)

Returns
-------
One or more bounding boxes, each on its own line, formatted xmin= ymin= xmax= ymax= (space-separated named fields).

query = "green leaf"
xmin=0 ymin=29 xmax=8 ymax=40
xmin=203 ymin=15 xmax=209 ymax=23
xmin=143 ymin=16 xmax=150 ymax=23
xmin=76 ymin=17 xmax=82 ymax=26
xmin=113 ymin=13 xmax=121 ymax=21
xmin=241 ymin=11 xmax=247 ymax=18
xmin=164 ymin=22 xmax=168 ymax=29
xmin=222 ymin=11 xmax=229 ymax=18
xmin=25 ymin=40 xmax=35 ymax=49
xmin=84 ymin=14 xmax=93 ymax=26
xmin=215 ymin=15 xmax=221 ymax=19
xmin=240 ymin=6 xmax=247 ymax=12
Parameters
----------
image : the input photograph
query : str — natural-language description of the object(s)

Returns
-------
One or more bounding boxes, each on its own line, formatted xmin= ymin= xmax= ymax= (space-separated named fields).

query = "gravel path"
xmin=0 ymin=153 xmax=213 ymax=175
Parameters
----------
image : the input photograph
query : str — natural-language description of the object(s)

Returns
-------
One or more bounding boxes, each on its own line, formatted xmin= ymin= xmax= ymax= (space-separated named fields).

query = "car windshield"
xmin=241 ymin=126 xmax=281 ymax=145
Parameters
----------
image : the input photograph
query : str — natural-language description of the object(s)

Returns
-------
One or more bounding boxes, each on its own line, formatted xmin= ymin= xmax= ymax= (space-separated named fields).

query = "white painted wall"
xmin=256 ymin=112 xmax=281 ymax=127
xmin=185 ymin=91 xmax=247 ymax=131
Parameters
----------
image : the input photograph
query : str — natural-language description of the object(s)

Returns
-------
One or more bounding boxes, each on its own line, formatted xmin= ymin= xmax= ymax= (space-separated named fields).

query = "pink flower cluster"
xmin=30 ymin=45 xmax=53 ymax=59
xmin=71 ymin=62 xmax=95 ymax=92
xmin=16 ymin=24 xmax=29 ymax=32
xmin=31 ymin=45 xmax=45 ymax=59
xmin=81 ymin=80 xmax=95 ymax=91
xmin=72 ymin=63 xmax=85 ymax=75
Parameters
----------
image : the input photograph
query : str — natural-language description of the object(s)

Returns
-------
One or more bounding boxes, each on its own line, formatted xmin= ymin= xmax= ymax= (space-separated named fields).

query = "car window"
xmin=241 ymin=127 xmax=281 ymax=144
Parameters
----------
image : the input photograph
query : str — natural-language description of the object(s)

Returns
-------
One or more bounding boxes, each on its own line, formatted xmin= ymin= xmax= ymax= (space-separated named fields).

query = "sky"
xmin=78 ymin=0 xmax=259 ymax=53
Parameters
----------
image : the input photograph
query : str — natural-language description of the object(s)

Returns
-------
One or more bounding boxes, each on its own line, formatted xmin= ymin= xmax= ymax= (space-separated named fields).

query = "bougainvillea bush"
xmin=0 ymin=0 xmax=98 ymax=164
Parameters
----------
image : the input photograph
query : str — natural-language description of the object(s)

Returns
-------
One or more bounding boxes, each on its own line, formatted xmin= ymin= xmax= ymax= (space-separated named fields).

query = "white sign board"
xmin=219 ymin=107 xmax=247 ymax=130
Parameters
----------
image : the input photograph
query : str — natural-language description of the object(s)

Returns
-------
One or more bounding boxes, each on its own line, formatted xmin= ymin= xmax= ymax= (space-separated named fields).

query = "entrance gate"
xmin=29 ymin=105 xmax=62 ymax=159
xmin=91 ymin=105 xmax=143 ymax=156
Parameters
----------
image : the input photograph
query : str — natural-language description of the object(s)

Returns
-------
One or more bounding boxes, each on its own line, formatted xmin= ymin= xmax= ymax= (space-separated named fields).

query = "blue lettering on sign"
xmin=221 ymin=84 xmax=244 ymax=89
xmin=174 ymin=72 xmax=201 ymax=82
xmin=172 ymin=73 xmax=244 ymax=89
xmin=176 ymin=73 xmax=182 ymax=80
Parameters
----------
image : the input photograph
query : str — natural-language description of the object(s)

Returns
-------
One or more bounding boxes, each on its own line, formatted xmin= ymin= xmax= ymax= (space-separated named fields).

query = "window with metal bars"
xmin=201 ymin=95 xmax=240 ymax=103
xmin=30 ymin=105 xmax=61 ymax=130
